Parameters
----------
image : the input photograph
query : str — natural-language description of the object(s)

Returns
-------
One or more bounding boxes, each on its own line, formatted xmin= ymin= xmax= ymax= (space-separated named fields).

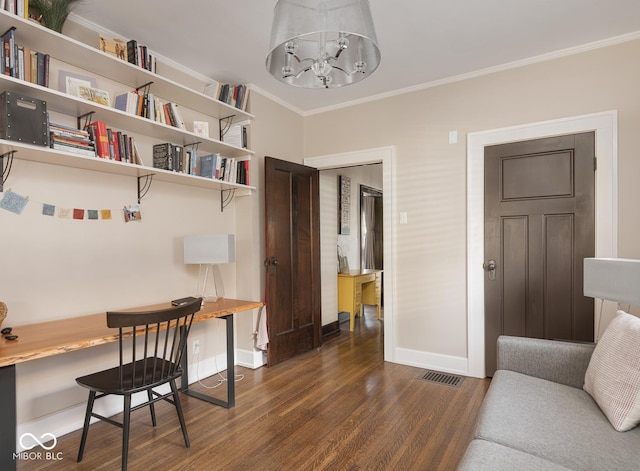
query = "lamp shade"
xmin=584 ymin=258 xmax=640 ymax=306
xmin=183 ymin=235 xmax=235 ymax=264
xmin=266 ymin=0 xmax=380 ymax=88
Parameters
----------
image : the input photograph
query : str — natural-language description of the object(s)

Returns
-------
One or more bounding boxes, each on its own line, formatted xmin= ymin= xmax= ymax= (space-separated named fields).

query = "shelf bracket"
xmin=219 ymin=115 xmax=235 ymax=141
xmin=77 ymin=111 xmax=96 ymax=130
xmin=137 ymin=173 xmax=154 ymax=203
xmin=0 ymin=150 xmax=16 ymax=193
xmin=136 ymin=81 xmax=154 ymax=94
xmin=221 ymin=188 xmax=235 ymax=212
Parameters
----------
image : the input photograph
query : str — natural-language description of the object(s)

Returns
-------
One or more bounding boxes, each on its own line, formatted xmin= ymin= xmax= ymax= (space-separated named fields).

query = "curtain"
xmin=362 ymin=195 xmax=376 ymax=269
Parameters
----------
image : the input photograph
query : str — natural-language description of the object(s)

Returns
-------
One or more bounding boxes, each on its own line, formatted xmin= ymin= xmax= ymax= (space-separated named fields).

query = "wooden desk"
xmin=0 ymin=298 xmax=261 ymax=471
xmin=338 ymin=269 xmax=382 ymax=331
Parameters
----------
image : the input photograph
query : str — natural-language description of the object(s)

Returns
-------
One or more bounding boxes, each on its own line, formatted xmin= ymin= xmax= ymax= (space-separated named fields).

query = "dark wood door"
xmin=265 ymin=157 xmax=321 ymax=366
xmin=484 ymin=133 xmax=595 ymax=376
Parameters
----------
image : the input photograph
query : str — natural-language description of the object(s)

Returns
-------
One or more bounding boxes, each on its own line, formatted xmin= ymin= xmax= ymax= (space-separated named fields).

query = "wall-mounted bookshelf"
xmin=0 ymin=9 xmax=255 ymax=202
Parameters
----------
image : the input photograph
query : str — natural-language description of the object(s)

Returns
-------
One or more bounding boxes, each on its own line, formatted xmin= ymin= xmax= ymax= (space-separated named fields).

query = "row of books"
xmin=203 ymin=82 xmax=249 ymax=111
xmin=98 ymin=35 xmax=157 ymax=73
xmin=1 ymin=26 xmax=49 ymax=86
xmin=49 ymin=122 xmax=95 ymax=157
xmin=152 ymin=143 xmax=249 ymax=185
xmin=126 ymin=39 xmax=156 ymax=72
xmin=200 ymin=153 xmax=250 ymax=185
xmin=114 ymin=90 xmax=185 ymax=129
xmin=152 ymin=143 xmax=214 ymax=175
xmin=2 ymin=0 xmax=29 ymax=19
xmin=86 ymin=120 xmax=141 ymax=164
xmin=47 ymin=122 xmax=249 ymax=185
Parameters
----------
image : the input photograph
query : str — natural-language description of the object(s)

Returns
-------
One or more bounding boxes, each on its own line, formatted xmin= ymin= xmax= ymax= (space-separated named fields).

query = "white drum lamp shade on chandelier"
xmin=266 ymin=0 xmax=381 ymax=88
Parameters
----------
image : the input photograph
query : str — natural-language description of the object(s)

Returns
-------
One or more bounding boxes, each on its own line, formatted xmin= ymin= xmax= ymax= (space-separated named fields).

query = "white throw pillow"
xmin=584 ymin=310 xmax=640 ymax=431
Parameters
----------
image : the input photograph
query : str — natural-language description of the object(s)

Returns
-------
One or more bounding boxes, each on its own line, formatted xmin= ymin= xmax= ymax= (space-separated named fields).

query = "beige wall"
xmin=5 ymin=23 xmax=640 ymax=447
xmin=303 ymin=39 xmax=640 ymax=362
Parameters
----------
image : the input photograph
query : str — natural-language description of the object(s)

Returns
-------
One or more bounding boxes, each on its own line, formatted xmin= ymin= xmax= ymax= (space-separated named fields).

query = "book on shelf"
xmin=85 ymin=120 xmax=139 ymax=163
xmin=100 ymin=36 xmax=156 ymax=72
xmin=2 ymin=2 xmax=29 ymax=19
xmin=0 ymin=26 xmax=49 ymax=85
xmin=222 ymin=123 xmax=247 ymax=148
xmin=198 ymin=153 xmax=217 ymax=179
xmin=113 ymin=90 xmax=139 ymax=114
xmin=195 ymin=153 xmax=249 ymax=185
xmin=49 ymin=121 xmax=96 ymax=158
xmin=153 ymin=142 xmax=184 ymax=172
xmin=86 ymin=121 xmax=109 ymax=159
xmin=212 ymin=83 xmax=249 ymax=111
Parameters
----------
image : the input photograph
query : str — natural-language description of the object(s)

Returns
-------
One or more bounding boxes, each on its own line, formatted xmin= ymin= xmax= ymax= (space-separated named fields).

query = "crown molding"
xmin=303 ymin=30 xmax=640 ymax=117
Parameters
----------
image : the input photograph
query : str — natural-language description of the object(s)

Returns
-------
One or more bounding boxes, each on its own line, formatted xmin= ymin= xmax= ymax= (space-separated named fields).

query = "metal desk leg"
xmin=180 ymin=314 xmax=235 ymax=408
xmin=1 ymin=364 xmax=17 ymax=470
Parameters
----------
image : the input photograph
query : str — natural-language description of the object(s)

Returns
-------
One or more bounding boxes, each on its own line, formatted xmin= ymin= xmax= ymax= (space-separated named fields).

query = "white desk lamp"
xmin=583 ymin=257 xmax=640 ymax=340
xmin=184 ymin=234 xmax=235 ymax=303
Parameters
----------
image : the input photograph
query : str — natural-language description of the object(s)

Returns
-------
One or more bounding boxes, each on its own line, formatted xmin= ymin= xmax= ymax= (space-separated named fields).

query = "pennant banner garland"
xmin=0 ymin=190 xmax=29 ymax=215
xmin=1 ymin=189 xmax=138 ymax=222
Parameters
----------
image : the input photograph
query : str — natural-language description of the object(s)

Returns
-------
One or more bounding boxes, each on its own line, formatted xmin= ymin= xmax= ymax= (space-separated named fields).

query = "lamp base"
xmin=196 ymin=264 xmax=225 ymax=304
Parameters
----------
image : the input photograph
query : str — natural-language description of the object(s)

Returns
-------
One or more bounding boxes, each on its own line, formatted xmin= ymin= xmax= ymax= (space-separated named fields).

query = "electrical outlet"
xmin=192 ymin=340 xmax=200 ymax=355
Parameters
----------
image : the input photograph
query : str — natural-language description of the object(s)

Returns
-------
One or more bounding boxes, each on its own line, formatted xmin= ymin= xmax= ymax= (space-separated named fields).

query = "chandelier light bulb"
xmin=337 ymin=35 xmax=350 ymax=51
xmin=311 ymin=60 xmax=332 ymax=78
xmin=284 ymin=40 xmax=298 ymax=54
xmin=354 ymin=61 xmax=367 ymax=73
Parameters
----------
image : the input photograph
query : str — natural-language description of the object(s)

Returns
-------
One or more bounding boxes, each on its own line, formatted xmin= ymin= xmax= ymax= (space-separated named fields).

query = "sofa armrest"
xmin=497 ymin=335 xmax=595 ymax=389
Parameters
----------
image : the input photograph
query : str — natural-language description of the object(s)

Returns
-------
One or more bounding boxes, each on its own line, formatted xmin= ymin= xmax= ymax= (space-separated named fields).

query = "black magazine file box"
xmin=0 ymin=92 xmax=48 ymax=146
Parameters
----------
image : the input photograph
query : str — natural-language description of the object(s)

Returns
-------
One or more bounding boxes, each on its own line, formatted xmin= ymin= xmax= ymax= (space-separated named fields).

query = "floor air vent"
xmin=421 ymin=370 xmax=464 ymax=388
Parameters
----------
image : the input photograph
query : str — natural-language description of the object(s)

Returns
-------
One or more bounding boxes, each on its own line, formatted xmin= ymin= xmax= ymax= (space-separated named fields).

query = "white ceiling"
xmin=71 ymin=0 xmax=640 ymax=115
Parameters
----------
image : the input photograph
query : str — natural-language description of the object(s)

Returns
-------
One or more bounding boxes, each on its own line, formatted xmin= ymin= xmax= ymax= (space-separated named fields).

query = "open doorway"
xmin=304 ymin=146 xmax=396 ymax=362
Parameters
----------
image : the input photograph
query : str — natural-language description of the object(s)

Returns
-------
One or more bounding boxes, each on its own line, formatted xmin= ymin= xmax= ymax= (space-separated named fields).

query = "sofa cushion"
xmin=584 ymin=310 xmax=640 ymax=432
xmin=457 ymin=440 xmax=574 ymax=471
xmin=475 ymin=370 xmax=640 ymax=471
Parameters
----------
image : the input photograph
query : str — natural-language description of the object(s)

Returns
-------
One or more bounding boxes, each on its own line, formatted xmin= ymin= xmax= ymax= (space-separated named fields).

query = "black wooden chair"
xmin=76 ymin=298 xmax=202 ymax=471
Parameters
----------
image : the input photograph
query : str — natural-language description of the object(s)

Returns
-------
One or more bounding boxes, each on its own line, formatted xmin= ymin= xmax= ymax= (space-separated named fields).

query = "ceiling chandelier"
xmin=265 ymin=0 xmax=381 ymax=89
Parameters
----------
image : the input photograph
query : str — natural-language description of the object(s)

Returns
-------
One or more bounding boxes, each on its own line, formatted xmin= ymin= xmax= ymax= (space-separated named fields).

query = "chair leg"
xmin=77 ymin=390 xmax=96 ymax=463
xmin=147 ymin=389 xmax=157 ymax=426
xmin=122 ymin=394 xmax=132 ymax=471
xmin=170 ymin=379 xmax=190 ymax=448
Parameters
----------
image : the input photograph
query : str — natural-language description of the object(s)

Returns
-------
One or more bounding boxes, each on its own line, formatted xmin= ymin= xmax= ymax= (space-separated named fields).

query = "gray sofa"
xmin=457 ymin=336 xmax=640 ymax=470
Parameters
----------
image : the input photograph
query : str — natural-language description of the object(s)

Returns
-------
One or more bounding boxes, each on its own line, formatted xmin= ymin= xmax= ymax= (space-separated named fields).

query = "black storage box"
xmin=0 ymin=92 xmax=48 ymax=146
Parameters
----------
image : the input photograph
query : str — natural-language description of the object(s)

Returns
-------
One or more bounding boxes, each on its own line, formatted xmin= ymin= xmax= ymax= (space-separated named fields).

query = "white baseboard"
xmin=394 ymin=347 xmax=469 ymax=376
xmin=236 ymin=348 xmax=266 ymax=369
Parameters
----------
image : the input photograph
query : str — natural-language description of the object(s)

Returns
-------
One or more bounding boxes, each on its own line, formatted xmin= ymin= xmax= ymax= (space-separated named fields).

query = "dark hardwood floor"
xmin=20 ymin=307 xmax=490 ymax=471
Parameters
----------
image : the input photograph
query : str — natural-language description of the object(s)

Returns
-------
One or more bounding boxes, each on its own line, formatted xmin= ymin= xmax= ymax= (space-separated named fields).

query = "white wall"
xmin=0 ymin=18 xmax=259 ymax=450
xmin=303 ymin=37 xmax=640 ymax=375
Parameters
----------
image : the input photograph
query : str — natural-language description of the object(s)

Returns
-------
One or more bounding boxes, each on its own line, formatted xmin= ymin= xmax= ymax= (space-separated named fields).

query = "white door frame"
xmin=467 ymin=111 xmax=618 ymax=378
xmin=305 ymin=146 xmax=397 ymax=362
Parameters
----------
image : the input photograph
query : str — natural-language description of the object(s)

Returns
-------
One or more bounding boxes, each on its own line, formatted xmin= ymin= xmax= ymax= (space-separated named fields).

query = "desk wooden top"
xmin=0 ymin=298 xmax=262 ymax=368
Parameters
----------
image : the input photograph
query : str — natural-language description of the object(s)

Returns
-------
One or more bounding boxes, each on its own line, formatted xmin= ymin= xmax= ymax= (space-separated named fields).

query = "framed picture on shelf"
xmin=193 ymin=121 xmax=209 ymax=137
xmin=76 ymin=86 xmax=111 ymax=106
xmin=58 ymin=70 xmax=97 ymax=96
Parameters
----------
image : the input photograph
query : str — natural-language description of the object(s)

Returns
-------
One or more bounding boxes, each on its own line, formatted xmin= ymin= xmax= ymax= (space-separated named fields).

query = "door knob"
xmin=484 ymin=259 xmax=497 ymax=281
xmin=265 ymin=257 xmax=278 ymax=274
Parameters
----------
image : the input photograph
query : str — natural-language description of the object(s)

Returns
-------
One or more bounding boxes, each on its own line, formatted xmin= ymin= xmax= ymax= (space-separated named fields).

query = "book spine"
xmin=126 ymin=39 xmax=138 ymax=66
xmin=87 ymin=121 xmax=110 ymax=158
